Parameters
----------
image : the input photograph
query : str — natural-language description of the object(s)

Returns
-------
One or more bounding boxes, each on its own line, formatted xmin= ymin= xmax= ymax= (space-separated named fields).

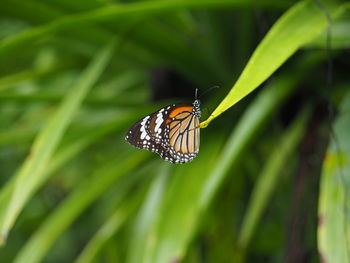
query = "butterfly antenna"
xmin=195 ymin=88 xmax=198 ymax=100
xmin=198 ymin=85 xmax=220 ymax=98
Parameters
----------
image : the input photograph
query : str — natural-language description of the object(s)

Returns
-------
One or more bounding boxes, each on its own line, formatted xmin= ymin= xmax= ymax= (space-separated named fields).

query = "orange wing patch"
xmin=168 ymin=106 xmax=193 ymax=118
xmin=165 ymin=106 xmax=193 ymax=125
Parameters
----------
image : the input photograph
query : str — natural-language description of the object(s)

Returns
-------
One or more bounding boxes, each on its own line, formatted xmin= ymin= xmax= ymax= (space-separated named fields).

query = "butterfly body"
xmin=125 ymin=100 xmax=201 ymax=163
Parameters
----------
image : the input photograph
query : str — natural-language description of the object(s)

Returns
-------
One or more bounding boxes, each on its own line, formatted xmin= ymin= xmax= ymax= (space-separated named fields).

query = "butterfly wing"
xmin=125 ymin=103 xmax=200 ymax=164
xmin=125 ymin=114 xmax=153 ymax=150
xmin=125 ymin=106 xmax=173 ymax=157
xmin=163 ymin=106 xmax=200 ymax=163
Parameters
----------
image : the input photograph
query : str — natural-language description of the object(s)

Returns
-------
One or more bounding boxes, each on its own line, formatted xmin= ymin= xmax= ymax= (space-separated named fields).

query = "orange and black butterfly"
xmin=125 ymin=99 xmax=201 ymax=163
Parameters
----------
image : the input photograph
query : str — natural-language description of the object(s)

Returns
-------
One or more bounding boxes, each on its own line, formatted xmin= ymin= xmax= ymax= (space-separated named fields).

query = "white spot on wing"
xmin=155 ymin=112 xmax=164 ymax=132
xmin=140 ymin=116 xmax=150 ymax=140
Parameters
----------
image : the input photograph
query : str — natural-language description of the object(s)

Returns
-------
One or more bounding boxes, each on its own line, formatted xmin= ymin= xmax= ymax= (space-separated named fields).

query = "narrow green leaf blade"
xmin=126 ymin=163 xmax=170 ymax=263
xmin=238 ymin=109 xmax=310 ymax=251
xmin=151 ymin=138 xmax=223 ymax=263
xmin=0 ymin=0 xmax=290 ymax=60
xmin=0 ymin=41 xmax=114 ymax=243
xmin=75 ymin=175 xmax=146 ymax=263
xmin=318 ymin=91 xmax=350 ymax=263
xmin=13 ymin=153 xmax=149 ymax=263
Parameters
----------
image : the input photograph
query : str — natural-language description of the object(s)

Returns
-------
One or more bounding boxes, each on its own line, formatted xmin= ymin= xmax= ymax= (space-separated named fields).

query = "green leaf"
xmin=308 ymin=15 xmax=350 ymax=49
xmin=238 ymin=108 xmax=310 ymax=252
xmin=198 ymin=57 xmax=314 ymax=210
xmin=200 ymin=0 xmax=341 ymax=128
xmin=0 ymin=41 xmax=114 ymax=244
xmin=74 ymin=179 xmax=145 ymax=263
xmin=0 ymin=69 xmax=50 ymax=92
xmin=0 ymin=0 xmax=290 ymax=60
xmin=13 ymin=152 xmax=149 ymax=263
xmin=0 ymin=111 xmax=136 ymax=223
xmin=318 ymin=91 xmax=350 ymax=263
xmin=126 ymin=163 xmax=170 ymax=263
xmin=150 ymin=137 xmax=224 ymax=263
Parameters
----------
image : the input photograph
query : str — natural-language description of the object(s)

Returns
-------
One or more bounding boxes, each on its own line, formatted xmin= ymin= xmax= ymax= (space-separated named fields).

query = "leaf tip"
xmin=200 ymin=121 xmax=209 ymax=128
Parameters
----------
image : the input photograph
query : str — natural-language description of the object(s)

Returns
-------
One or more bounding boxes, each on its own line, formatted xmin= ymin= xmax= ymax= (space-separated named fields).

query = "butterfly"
xmin=125 ymin=99 xmax=201 ymax=163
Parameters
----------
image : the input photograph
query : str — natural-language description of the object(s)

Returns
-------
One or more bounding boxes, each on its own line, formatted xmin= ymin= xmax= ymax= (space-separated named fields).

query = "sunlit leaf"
xmin=200 ymin=0 xmax=343 ymax=128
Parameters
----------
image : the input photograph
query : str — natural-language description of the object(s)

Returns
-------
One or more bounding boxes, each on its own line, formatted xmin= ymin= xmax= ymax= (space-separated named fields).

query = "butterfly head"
xmin=193 ymin=99 xmax=201 ymax=118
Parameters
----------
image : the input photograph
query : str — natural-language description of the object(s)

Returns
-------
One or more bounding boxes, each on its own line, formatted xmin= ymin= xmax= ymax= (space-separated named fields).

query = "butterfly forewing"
xmin=165 ymin=106 xmax=200 ymax=163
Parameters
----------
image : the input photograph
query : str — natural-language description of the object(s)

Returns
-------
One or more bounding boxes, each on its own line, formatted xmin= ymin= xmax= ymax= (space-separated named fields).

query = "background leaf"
xmin=318 ymin=91 xmax=350 ymax=263
xmin=0 ymin=41 xmax=115 ymax=243
xmin=13 ymin=153 xmax=149 ymax=263
xmin=238 ymin=108 xmax=310 ymax=253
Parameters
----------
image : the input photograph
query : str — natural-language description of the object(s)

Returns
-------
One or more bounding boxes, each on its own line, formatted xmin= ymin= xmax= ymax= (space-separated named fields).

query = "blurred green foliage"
xmin=0 ymin=0 xmax=349 ymax=262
